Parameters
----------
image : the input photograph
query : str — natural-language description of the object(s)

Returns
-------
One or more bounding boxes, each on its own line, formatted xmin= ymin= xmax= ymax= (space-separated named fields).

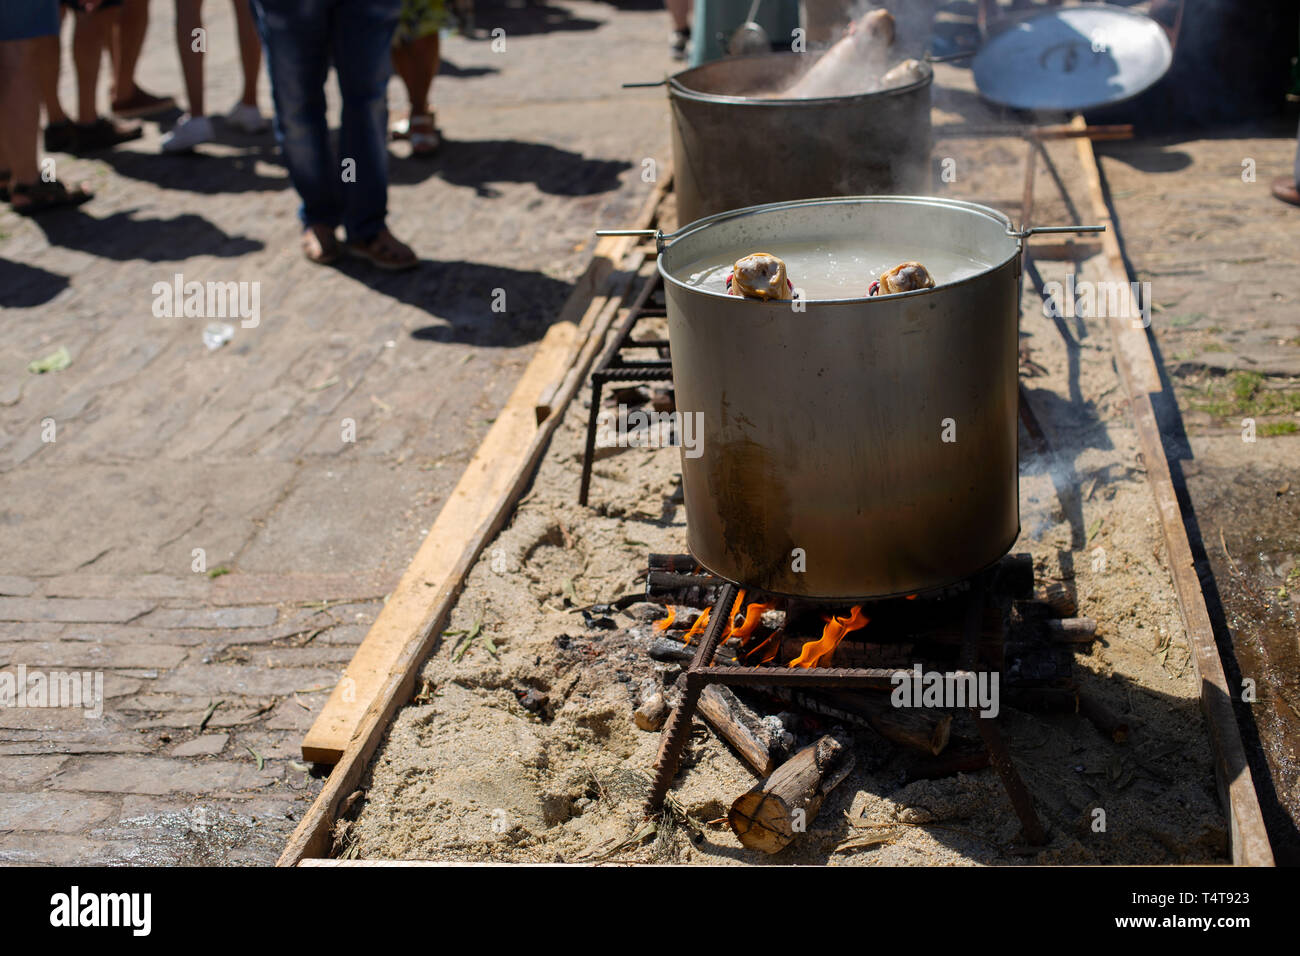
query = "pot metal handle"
xmin=1007 ymin=224 xmax=1106 ymax=239
xmin=622 ymin=80 xmax=667 ymax=88
xmin=595 ymin=227 xmax=685 ymax=254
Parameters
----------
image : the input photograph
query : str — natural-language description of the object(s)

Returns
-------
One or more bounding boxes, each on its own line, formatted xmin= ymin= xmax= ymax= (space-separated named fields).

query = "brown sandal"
xmin=408 ymin=114 xmax=441 ymax=157
xmin=345 ymin=228 xmax=418 ymax=271
xmin=301 ymin=224 xmax=341 ymax=265
xmin=1272 ymin=175 xmax=1300 ymax=207
xmin=9 ymin=179 xmax=94 ymax=216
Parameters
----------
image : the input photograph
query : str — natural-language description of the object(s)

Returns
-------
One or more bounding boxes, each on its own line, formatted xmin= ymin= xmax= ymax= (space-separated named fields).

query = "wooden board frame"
xmin=1074 ymin=122 xmax=1274 ymax=866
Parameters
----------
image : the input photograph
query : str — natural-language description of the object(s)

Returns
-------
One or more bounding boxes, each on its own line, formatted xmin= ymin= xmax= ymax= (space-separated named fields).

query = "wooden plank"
xmin=279 ymin=184 xmax=669 ymax=865
xmin=1075 ymin=130 xmax=1275 ymax=867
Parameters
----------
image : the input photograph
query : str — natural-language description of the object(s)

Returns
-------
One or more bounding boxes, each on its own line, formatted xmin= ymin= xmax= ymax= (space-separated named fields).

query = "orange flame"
xmin=653 ymin=607 xmax=676 ymax=632
xmin=730 ymin=600 xmax=774 ymax=640
xmin=787 ymin=606 xmax=869 ymax=668
xmin=681 ymin=607 xmax=710 ymax=646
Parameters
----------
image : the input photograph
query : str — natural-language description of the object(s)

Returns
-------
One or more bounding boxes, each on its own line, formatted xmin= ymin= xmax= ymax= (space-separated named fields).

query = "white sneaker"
xmin=161 ymin=114 xmax=216 ymax=153
xmin=226 ymin=102 xmax=270 ymax=134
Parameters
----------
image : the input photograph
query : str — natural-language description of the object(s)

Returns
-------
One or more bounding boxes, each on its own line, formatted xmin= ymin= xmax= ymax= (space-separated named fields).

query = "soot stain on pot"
xmin=708 ymin=436 xmax=795 ymax=588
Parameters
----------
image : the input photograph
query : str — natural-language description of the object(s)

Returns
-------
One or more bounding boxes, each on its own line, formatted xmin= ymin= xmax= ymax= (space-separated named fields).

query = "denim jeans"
xmin=251 ymin=0 xmax=400 ymax=243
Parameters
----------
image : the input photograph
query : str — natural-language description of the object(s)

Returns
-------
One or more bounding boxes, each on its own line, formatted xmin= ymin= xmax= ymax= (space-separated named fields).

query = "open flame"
xmin=787 ymin=606 xmax=869 ymax=668
xmin=653 ymin=607 xmax=676 ymax=632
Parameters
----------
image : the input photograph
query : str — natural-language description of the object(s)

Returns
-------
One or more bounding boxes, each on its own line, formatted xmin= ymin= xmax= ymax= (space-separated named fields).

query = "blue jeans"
xmin=251 ymin=0 xmax=399 ymax=243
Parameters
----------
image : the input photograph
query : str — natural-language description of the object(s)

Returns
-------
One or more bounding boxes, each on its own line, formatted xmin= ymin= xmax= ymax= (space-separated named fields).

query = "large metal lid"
xmin=973 ymin=7 xmax=1172 ymax=112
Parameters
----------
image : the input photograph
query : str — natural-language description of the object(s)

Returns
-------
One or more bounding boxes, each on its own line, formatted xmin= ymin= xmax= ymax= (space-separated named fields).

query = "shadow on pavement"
xmin=31 ymin=208 xmax=264 ymax=261
xmin=391 ymin=137 xmax=631 ymax=195
xmin=0 ymin=259 xmax=71 ymax=308
xmin=96 ymin=143 xmax=287 ymax=194
xmin=331 ymin=256 xmax=572 ymax=347
xmin=459 ymin=1 xmax=602 ymax=37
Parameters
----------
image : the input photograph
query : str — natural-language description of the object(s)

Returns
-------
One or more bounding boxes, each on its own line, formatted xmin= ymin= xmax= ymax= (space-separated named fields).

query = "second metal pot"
xmin=667 ymin=53 xmax=933 ymax=226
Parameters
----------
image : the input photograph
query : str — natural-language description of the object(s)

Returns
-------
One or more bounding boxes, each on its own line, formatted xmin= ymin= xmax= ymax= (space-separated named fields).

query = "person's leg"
xmin=0 ymin=37 xmax=41 ymax=187
xmin=175 ymin=0 xmax=204 ymax=117
xmin=71 ymin=4 xmax=113 ymax=124
xmin=232 ymin=0 xmax=260 ymax=107
xmin=1 ymin=32 xmax=93 ymax=212
xmin=251 ymin=0 xmax=342 ymax=238
xmin=332 ymin=0 xmax=409 ymax=252
xmin=37 ymin=27 xmax=68 ymax=126
xmin=110 ymin=0 xmax=144 ymax=99
xmin=109 ymin=0 xmax=175 ymax=115
xmin=394 ymin=31 xmax=436 ymax=116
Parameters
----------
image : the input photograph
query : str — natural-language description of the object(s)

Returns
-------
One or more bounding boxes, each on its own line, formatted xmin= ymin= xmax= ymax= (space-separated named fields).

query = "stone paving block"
xmin=134 ymin=606 xmax=279 ymax=629
xmin=0 ymin=577 xmax=36 ymax=597
xmin=151 ymin=664 xmax=338 ymax=697
xmin=171 ymin=734 xmax=229 ymax=757
xmin=0 ymin=597 xmax=156 ymax=624
xmin=0 ymin=791 xmax=119 ymax=832
xmin=0 ymin=641 xmax=187 ymax=670
xmin=48 ymin=755 xmax=278 ymax=795
xmin=0 ymin=755 xmax=68 ymax=789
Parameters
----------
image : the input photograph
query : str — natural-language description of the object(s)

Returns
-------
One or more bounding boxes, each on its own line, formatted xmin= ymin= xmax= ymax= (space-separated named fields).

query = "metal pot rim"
xmin=656 ymin=194 xmax=1020 ymax=305
xmin=667 ymin=51 xmax=934 ymax=107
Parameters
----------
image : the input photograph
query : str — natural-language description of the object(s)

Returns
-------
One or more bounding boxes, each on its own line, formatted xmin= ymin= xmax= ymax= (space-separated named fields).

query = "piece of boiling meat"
xmin=880 ymin=58 xmax=925 ymax=90
xmin=728 ymin=253 xmax=790 ymax=300
xmin=874 ymin=261 xmax=935 ymax=296
xmin=780 ymin=8 xmax=896 ymax=98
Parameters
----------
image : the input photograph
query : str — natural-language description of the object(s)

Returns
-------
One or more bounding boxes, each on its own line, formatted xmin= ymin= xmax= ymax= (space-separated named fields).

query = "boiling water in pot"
xmin=678 ymin=239 xmax=994 ymax=301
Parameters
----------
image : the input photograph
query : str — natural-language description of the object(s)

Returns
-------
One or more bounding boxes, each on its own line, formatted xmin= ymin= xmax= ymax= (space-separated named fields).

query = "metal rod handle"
xmin=595 ymin=229 xmax=660 ymax=237
xmin=1008 ymin=224 xmax=1106 ymax=239
xmin=622 ymin=80 xmax=667 ymax=88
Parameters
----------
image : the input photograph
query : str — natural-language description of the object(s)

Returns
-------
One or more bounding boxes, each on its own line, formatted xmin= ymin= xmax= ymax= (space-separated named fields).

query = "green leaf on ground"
xmin=27 ymin=346 xmax=71 ymax=374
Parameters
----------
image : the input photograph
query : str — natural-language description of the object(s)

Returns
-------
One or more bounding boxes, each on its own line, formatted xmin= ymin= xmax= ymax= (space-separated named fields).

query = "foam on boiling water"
xmin=679 ymin=239 xmax=993 ymax=300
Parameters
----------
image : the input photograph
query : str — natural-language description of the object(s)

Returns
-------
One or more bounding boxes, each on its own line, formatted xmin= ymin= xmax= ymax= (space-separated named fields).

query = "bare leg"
xmin=111 ymin=0 xmax=148 ymax=101
xmin=666 ymin=0 xmax=690 ymax=32
xmin=38 ymin=25 xmax=69 ymax=126
xmin=0 ymin=38 xmax=41 ymax=186
xmin=232 ymin=0 xmax=261 ymax=107
xmin=175 ymin=0 xmax=205 ymax=117
xmin=390 ymin=32 xmax=438 ymax=116
xmin=72 ymin=6 xmax=117 ymax=124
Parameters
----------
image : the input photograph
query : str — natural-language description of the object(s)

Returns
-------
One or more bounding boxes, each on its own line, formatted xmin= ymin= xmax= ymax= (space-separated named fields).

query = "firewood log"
xmin=1045 ymin=617 xmax=1097 ymax=644
xmin=728 ymin=732 xmax=856 ymax=854
xmin=634 ymin=693 xmax=668 ymax=731
xmin=696 ymin=684 xmax=791 ymax=775
xmin=1078 ymin=690 xmax=1129 ymax=743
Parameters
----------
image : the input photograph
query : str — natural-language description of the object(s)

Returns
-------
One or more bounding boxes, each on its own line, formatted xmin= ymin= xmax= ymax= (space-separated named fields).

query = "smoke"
xmin=774 ymin=2 xmax=935 ymax=98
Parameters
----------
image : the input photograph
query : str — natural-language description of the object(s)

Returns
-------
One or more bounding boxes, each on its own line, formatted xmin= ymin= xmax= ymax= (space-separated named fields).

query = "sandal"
xmin=301 ymin=224 xmax=341 ymax=265
xmin=390 ymin=110 xmax=411 ymax=141
xmin=0 ymin=170 xmax=10 ymax=202
xmin=1272 ymin=175 xmax=1300 ymax=208
xmin=9 ymin=179 xmax=94 ymax=216
xmin=345 ymin=228 xmax=418 ymax=271
xmin=407 ymin=114 xmax=441 ymax=156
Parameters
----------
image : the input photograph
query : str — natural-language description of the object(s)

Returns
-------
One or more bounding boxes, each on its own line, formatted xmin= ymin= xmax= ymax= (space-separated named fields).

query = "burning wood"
xmin=697 ymin=684 xmax=794 ymax=776
xmin=767 ymin=686 xmax=951 ymax=756
xmin=728 ymin=731 xmax=856 ymax=854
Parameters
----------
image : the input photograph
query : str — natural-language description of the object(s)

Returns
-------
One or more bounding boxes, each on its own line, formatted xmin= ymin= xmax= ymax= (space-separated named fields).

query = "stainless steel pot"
xmin=664 ymin=53 xmax=933 ymax=225
xmin=603 ymin=196 xmax=1101 ymax=600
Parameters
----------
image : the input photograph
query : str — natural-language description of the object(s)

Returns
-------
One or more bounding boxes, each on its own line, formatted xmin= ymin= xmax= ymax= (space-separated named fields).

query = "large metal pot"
xmin=651 ymin=196 xmax=1040 ymax=600
xmin=667 ymin=53 xmax=933 ymax=226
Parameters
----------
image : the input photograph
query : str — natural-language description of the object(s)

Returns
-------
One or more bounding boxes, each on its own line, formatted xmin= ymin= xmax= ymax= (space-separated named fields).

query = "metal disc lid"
xmin=973 ymin=7 xmax=1173 ymax=112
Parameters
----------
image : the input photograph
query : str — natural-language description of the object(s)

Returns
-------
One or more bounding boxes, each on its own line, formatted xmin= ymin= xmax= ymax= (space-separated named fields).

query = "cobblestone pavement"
xmin=0 ymin=0 xmax=671 ymax=864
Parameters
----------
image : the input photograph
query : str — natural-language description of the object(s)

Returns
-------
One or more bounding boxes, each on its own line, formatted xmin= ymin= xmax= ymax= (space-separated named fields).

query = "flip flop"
xmin=9 ymin=180 xmax=94 ymax=216
xmin=1272 ymin=175 xmax=1300 ymax=207
xmin=0 ymin=170 xmax=10 ymax=202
